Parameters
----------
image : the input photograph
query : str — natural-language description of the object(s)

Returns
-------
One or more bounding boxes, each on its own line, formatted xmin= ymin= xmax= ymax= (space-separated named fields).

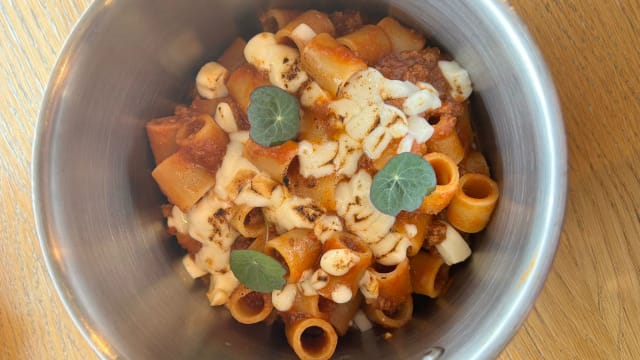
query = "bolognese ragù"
xmin=146 ymin=9 xmax=499 ymax=360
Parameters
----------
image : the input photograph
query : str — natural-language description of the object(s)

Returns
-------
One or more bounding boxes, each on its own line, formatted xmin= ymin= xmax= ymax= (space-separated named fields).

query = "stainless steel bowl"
xmin=33 ymin=1 xmax=566 ymax=359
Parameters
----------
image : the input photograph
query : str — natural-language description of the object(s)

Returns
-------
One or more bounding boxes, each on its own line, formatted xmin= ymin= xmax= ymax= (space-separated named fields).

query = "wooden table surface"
xmin=1 ymin=0 xmax=639 ymax=359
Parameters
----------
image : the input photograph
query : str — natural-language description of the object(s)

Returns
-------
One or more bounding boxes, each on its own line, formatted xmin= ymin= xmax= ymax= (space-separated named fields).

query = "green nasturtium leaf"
xmin=370 ymin=152 xmax=436 ymax=216
xmin=247 ymin=85 xmax=300 ymax=147
xmin=230 ymin=249 xmax=286 ymax=293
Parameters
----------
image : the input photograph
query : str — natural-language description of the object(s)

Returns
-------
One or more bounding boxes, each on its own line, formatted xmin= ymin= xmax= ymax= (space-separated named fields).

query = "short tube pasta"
xmin=301 ymin=33 xmax=367 ymax=96
xmin=427 ymin=129 xmax=465 ymax=164
xmin=410 ymin=250 xmax=450 ymax=298
xmin=243 ymin=138 xmax=298 ymax=183
xmin=146 ymin=115 xmax=183 ymax=164
xmin=368 ymin=259 xmax=412 ymax=312
xmin=265 ymin=229 xmax=322 ymax=282
xmin=337 ymin=25 xmax=392 ymax=65
xmin=175 ymin=114 xmax=229 ymax=173
xmin=364 ymin=295 xmax=413 ymax=329
xmin=217 ymin=37 xmax=248 ymax=72
xmin=151 ymin=152 xmax=216 ymax=211
xmin=316 ymin=232 xmax=372 ymax=302
xmin=275 ymin=10 xmax=335 ymax=44
xmin=446 ymin=173 xmax=499 ymax=233
xmin=376 ymin=17 xmax=425 ymax=53
xmin=227 ymin=285 xmax=274 ymax=324
xmin=260 ymin=9 xmax=301 ymax=32
xmin=228 ymin=204 xmax=265 ymax=237
xmin=329 ymin=292 xmax=363 ymax=336
xmin=420 ymin=152 xmax=460 ymax=214
xmin=226 ymin=64 xmax=270 ymax=112
xmin=285 ymin=317 xmax=338 ymax=360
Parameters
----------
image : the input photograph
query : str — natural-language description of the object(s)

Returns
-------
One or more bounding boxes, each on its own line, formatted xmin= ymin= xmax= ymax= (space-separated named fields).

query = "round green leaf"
xmin=370 ymin=152 xmax=436 ymax=216
xmin=230 ymin=249 xmax=286 ymax=293
xmin=248 ymin=85 xmax=300 ymax=147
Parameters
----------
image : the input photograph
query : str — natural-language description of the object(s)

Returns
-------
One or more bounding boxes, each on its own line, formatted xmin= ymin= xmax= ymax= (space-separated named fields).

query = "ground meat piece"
xmin=384 ymin=98 xmax=405 ymax=109
xmin=176 ymin=233 xmax=202 ymax=259
xmin=330 ymin=11 xmax=364 ymax=37
xmin=425 ymin=221 xmax=447 ymax=247
xmin=231 ymin=236 xmax=255 ymax=250
xmin=375 ymin=48 xmax=455 ymax=103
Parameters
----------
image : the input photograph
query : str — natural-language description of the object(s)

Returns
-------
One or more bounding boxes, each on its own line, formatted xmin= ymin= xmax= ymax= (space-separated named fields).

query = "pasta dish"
xmin=146 ymin=9 xmax=499 ymax=360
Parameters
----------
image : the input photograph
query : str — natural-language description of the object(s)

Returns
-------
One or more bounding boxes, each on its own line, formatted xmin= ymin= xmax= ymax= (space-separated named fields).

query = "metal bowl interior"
xmin=33 ymin=0 xmax=566 ymax=359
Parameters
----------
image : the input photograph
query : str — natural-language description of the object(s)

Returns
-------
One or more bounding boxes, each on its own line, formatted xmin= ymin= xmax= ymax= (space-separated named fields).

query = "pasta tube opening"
xmin=420 ymin=152 xmax=460 ymax=214
xmin=446 ymin=173 xmax=499 ymax=233
xmin=228 ymin=285 xmax=274 ymax=324
xmin=364 ymin=295 xmax=413 ymax=329
xmin=285 ymin=318 xmax=338 ymax=360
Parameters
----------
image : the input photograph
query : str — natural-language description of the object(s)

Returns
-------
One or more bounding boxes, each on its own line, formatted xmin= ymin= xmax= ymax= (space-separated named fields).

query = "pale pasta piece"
xmin=217 ymin=37 xmax=247 ymax=72
xmin=376 ymin=17 xmax=426 ymax=53
xmin=337 ymin=24 xmax=392 ymax=65
xmin=260 ymin=8 xmax=302 ymax=32
xmin=275 ymin=10 xmax=335 ymax=44
xmin=146 ymin=115 xmax=183 ymax=164
xmin=301 ymin=33 xmax=367 ymax=96
xmin=151 ymin=152 xmax=216 ymax=211
xmin=446 ymin=173 xmax=499 ymax=233
xmin=329 ymin=292 xmax=363 ymax=336
xmin=435 ymin=221 xmax=471 ymax=265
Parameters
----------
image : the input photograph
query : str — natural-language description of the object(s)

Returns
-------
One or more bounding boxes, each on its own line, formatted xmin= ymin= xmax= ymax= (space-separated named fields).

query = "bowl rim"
xmin=32 ymin=1 xmax=567 ymax=359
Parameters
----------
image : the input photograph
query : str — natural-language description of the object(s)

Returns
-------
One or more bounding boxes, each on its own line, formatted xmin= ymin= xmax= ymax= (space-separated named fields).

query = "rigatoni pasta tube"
xmin=146 ymin=116 xmax=183 ymax=164
xmin=337 ymin=25 xmax=392 ymax=65
xmin=329 ymin=292 xmax=363 ymax=336
xmin=364 ymin=295 xmax=413 ymax=329
xmin=228 ymin=204 xmax=265 ymax=238
xmin=317 ymin=232 xmax=372 ymax=302
xmin=260 ymin=9 xmax=301 ymax=32
xmin=301 ymin=33 xmax=367 ymax=96
xmin=368 ymin=259 xmax=412 ymax=312
xmin=217 ymin=37 xmax=247 ymax=72
xmin=420 ymin=152 xmax=460 ymax=214
xmin=265 ymin=229 xmax=322 ymax=283
xmin=275 ymin=10 xmax=335 ymax=44
xmin=427 ymin=129 xmax=465 ymax=164
xmin=151 ymin=152 xmax=216 ymax=211
xmin=376 ymin=17 xmax=425 ymax=53
xmin=459 ymin=151 xmax=490 ymax=176
xmin=227 ymin=285 xmax=273 ymax=324
xmin=285 ymin=317 xmax=338 ymax=360
xmin=287 ymin=163 xmax=339 ymax=212
xmin=243 ymin=138 xmax=298 ymax=183
xmin=446 ymin=173 xmax=499 ymax=233
xmin=175 ymin=114 xmax=229 ymax=173
xmin=226 ymin=64 xmax=270 ymax=112
xmin=410 ymin=250 xmax=450 ymax=298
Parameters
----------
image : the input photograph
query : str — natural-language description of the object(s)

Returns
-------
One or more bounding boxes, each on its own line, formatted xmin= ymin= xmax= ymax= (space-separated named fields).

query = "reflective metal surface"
xmin=33 ymin=1 xmax=566 ymax=359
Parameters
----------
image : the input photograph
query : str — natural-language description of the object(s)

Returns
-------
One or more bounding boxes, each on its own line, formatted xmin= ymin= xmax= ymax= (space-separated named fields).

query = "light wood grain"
xmin=1 ymin=1 xmax=638 ymax=359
